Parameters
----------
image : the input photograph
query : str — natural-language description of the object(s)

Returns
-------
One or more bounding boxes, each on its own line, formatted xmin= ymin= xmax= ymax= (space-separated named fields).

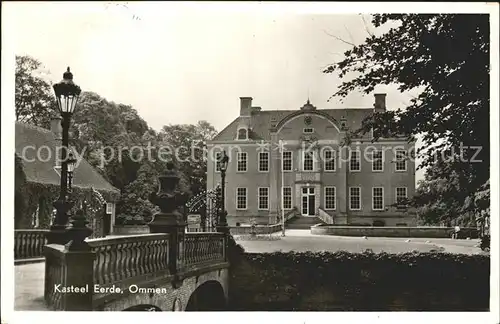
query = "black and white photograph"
xmin=1 ymin=1 xmax=498 ymax=323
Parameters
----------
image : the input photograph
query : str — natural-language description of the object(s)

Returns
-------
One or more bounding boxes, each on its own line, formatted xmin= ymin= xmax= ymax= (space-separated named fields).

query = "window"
xmin=349 ymin=150 xmax=361 ymax=171
xmin=396 ymin=187 xmax=408 ymax=208
xmin=395 ymin=149 xmax=407 ymax=171
xmin=349 ymin=187 xmax=361 ymax=210
xmin=303 ymin=128 xmax=314 ymax=134
xmin=282 ymin=187 xmax=292 ymax=210
xmin=237 ymin=128 xmax=248 ymax=140
xmin=303 ymin=151 xmax=314 ymax=171
xmin=323 ymin=149 xmax=336 ymax=172
xmin=237 ymin=152 xmax=247 ymax=172
xmin=372 ymin=187 xmax=384 ymax=210
xmin=324 ymin=186 xmax=336 ymax=210
xmin=32 ymin=204 xmax=40 ymax=228
xmin=282 ymin=151 xmax=293 ymax=171
xmin=215 ymin=152 xmax=222 ymax=172
xmin=236 ymin=188 xmax=247 ymax=210
xmin=258 ymin=187 xmax=269 ymax=210
xmin=106 ymin=202 xmax=114 ymax=214
xmin=372 ymin=150 xmax=383 ymax=172
xmin=258 ymin=152 xmax=269 ymax=172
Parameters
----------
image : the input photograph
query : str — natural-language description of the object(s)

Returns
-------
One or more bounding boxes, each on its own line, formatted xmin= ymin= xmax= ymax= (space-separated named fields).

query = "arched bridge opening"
xmin=185 ymin=281 xmax=226 ymax=311
xmin=123 ymin=304 xmax=162 ymax=311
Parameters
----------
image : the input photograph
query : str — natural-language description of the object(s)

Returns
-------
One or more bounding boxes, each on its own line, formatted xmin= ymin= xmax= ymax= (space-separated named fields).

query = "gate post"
xmin=148 ymin=162 xmax=187 ymax=288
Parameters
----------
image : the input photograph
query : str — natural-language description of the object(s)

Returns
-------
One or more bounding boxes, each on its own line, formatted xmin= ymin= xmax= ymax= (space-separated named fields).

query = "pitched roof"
xmin=212 ymin=106 xmax=374 ymax=141
xmin=15 ymin=122 xmax=120 ymax=197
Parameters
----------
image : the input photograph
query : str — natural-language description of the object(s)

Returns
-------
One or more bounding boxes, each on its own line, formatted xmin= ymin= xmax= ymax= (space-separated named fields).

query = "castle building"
xmin=206 ymin=94 xmax=416 ymax=227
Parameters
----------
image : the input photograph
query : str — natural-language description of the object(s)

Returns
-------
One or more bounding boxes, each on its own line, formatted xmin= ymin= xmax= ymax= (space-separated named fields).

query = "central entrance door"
xmin=301 ymin=187 xmax=316 ymax=216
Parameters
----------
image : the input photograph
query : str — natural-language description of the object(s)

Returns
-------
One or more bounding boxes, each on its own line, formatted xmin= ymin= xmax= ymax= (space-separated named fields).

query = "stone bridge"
xmin=15 ymin=163 xmax=230 ymax=311
xmin=16 ymin=229 xmax=229 ymax=311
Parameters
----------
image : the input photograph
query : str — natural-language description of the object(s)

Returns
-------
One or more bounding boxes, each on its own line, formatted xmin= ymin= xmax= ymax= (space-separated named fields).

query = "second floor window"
xmin=395 ymin=149 xmax=407 ymax=171
xmin=215 ymin=152 xmax=222 ymax=172
xmin=372 ymin=150 xmax=383 ymax=172
xmin=282 ymin=151 xmax=293 ymax=171
xmin=237 ymin=152 xmax=247 ymax=172
xmin=258 ymin=152 xmax=269 ymax=172
xmin=258 ymin=187 xmax=269 ymax=210
xmin=350 ymin=150 xmax=361 ymax=171
xmin=323 ymin=149 xmax=336 ymax=172
xmin=303 ymin=151 xmax=314 ymax=171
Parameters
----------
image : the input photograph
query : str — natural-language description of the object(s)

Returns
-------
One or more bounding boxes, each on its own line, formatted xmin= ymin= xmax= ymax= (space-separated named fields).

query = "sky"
xmin=6 ymin=1 xmax=478 ymax=183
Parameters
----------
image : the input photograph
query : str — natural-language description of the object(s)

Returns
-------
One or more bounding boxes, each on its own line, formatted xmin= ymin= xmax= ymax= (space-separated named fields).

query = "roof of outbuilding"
xmin=15 ymin=122 xmax=120 ymax=197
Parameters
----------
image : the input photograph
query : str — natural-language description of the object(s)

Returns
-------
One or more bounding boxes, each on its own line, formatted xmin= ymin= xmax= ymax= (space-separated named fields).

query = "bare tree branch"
xmin=323 ymin=29 xmax=355 ymax=47
xmin=360 ymin=14 xmax=375 ymax=37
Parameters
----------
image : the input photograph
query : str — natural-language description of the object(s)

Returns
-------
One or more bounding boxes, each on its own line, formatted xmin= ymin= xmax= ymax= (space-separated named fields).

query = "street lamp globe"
xmin=53 ymin=67 xmax=82 ymax=115
xmin=219 ymin=151 xmax=229 ymax=172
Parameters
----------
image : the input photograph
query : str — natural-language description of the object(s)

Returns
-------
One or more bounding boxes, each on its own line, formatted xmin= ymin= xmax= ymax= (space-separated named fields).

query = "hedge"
xmin=228 ymin=251 xmax=490 ymax=311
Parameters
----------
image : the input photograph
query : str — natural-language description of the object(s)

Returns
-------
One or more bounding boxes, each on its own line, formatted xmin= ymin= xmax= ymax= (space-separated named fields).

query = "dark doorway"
xmin=103 ymin=214 xmax=111 ymax=236
xmin=308 ymin=195 xmax=315 ymax=216
xmin=185 ymin=281 xmax=226 ymax=311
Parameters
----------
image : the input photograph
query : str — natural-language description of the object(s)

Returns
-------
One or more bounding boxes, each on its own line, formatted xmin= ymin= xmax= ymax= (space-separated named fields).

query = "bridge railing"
xmin=15 ymin=229 xmax=48 ymax=260
xmin=88 ymin=233 xmax=170 ymax=287
xmin=184 ymin=232 xmax=226 ymax=269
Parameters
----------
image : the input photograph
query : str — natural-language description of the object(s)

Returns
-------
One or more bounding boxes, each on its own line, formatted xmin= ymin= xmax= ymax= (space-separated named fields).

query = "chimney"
xmin=374 ymin=93 xmax=386 ymax=112
xmin=50 ymin=114 xmax=62 ymax=141
xmin=251 ymin=106 xmax=261 ymax=114
xmin=240 ymin=97 xmax=252 ymax=117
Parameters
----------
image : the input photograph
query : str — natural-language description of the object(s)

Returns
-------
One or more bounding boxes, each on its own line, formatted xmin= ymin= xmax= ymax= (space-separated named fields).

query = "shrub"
xmin=229 ymin=251 xmax=490 ymax=311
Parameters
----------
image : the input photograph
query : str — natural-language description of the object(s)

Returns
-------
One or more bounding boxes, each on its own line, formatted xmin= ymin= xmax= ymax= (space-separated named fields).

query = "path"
xmin=235 ymin=229 xmax=484 ymax=254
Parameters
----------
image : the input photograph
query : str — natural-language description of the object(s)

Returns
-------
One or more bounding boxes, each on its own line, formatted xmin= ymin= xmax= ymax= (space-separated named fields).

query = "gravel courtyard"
xmin=235 ymin=230 xmax=484 ymax=254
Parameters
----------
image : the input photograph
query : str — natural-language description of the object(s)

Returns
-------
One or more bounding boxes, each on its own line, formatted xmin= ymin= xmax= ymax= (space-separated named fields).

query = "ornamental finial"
xmin=63 ymin=67 xmax=73 ymax=81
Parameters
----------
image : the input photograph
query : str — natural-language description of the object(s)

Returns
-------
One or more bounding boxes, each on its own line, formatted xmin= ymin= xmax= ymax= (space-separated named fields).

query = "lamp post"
xmin=67 ymin=152 xmax=77 ymax=194
xmin=217 ymin=150 xmax=229 ymax=233
xmin=48 ymin=67 xmax=81 ymax=244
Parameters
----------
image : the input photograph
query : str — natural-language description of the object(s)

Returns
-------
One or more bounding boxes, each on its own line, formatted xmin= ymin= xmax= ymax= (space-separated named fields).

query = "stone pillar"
xmin=269 ymin=133 xmax=279 ymax=223
xmin=148 ymin=162 xmax=187 ymax=288
xmin=45 ymin=208 xmax=95 ymax=311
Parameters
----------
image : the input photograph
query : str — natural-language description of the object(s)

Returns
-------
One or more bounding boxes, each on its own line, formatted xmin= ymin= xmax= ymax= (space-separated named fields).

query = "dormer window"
xmin=237 ymin=128 xmax=248 ymax=140
xmin=303 ymin=128 xmax=314 ymax=134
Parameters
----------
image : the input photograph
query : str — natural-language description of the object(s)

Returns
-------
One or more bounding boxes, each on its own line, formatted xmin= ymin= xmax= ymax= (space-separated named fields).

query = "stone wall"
xmin=311 ymin=225 xmax=479 ymax=238
xmin=229 ymin=224 xmax=282 ymax=235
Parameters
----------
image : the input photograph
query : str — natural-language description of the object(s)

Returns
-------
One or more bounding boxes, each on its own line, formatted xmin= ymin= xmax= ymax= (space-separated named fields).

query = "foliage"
xmin=15 ymin=55 xmax=56 ymax=126
xmin=229 ymin=251 xmax=490 ymax=311
xmin=324 ymin=14 xmax=490 ymax=222
xmin=15 ymin=55 xmax=220 ymax=226
xmin=159 ymin=121 xmax=218 ymax=195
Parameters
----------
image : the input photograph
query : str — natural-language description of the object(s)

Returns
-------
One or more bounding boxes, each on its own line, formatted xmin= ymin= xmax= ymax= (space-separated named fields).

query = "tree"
xmin=159 ymin=121 xmax=218 ymax=195
xmin=15 ymin=55 xmax=56 ymax=126
xmin=324 ymin=14 xmax=490 ymax=218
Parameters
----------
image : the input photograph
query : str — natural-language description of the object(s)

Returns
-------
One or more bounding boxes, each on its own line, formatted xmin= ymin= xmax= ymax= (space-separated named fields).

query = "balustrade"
xmin=88 ymin=233 xmax=170 ymax=286
xmin=184 ymin=232 xmax=226 ymax=268
xmin=15 ymin=229 xmax=48 ymax=260
xmin=44 ymin=245 xmax=66 ymax=310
